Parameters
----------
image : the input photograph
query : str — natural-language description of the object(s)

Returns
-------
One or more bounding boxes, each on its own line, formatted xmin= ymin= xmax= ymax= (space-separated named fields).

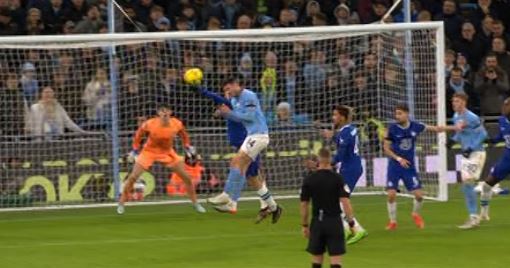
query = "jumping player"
xmin=117 ymin=104 xmax=206 ymax=214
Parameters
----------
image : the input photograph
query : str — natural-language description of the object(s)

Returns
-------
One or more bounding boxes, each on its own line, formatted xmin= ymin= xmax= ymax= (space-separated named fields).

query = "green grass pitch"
xmin=1 ymin=185 xmax=510 ymax=268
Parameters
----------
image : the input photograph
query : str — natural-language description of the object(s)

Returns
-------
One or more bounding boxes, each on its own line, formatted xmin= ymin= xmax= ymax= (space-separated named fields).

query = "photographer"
xmin=475 ymin=67 xmax=510 ymax=116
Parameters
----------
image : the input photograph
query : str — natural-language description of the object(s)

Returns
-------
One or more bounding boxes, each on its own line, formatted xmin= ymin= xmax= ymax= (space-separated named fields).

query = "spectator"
xmin=133 ymin=0 xmax=154 ymax=26
xmin=0 ymin=6 xmax=20 ymax=35
xmin=236 ymin=13 xmax=252 ymax=29
xmin=452 ymin=21 xmax=487 ymax=72
xmin=434 ymin=0 xmax=463 ymax=42
xmin=20 ymin=62 xmax=39 ymax=106
xmin=260 ymin=50 xmax=278 ymax=115
xmin=237 ymin=52 xmax=256 ymax=89
xmin=474 ymin=66 xmax=510 ymax=116
xmin=303 ymin=48 xmax=327 ymax=94
xmin=362 ymin=52 xmax=378 ymax=85
xmin=63 ymin=0 xmax=88 ymax=23
xmin=25 ymin=8 xmax=45 ymax=34
xmin=491 ymin=20 xmax=510 ymax=49
xmin=445 ymin=49 xmax=456 ymax=78
xmin=180 ymin=4 xmax=199 ymax=30
xmin=446 ymin=67 xmax=479 ymax=116
xmin=206 ymin=16 xmax=222 ymax=30
xmin=271 ymin=101 xmax=308 ymax=128
xmin=492 ymin=37 xmax=510 ymax=78
xmin=61 ymin=20 xmax=75 ymax=34
xmin=311 ymin=12 xmax=327 ymax=26
xmin=52 ymin=70 xmax=82 ymax=121
xmin=348 ymin=71 xmax=376 ymax=118
xmin=300 ymin=0 xmax=321 ymax=26
xmin=417 ymin=10 xmax=431 ymax=22
xmin=0 ymin=72 xmax=27 ymax=136
xmin=222 ymin=0 xmax=241 ymax=29
xmin=41 ymin=0 xmax=65 ymax=34
xmin=282 ymin=58 xmax=301 ymax=111
xmin=176 ymin=17 xmax=191 ymax=31
xmin=73 ymin=4 xmax=104 ymax=33
xmin=120 ymin=5 xmax=147 ymax=32
xmin=148 ymin=5 xmax=168 ymax=32
xmin=334 ymin=3 xmax=359 ymax=25
xmin=119 ymin=71 xmax=147 ymax=130
xmin=479 ymin=52 xmax=509 ymax=87
xmin=365 ymin=1 xmax=388 ymax=24
xmin=28 ymin=86 xmax=86 ymax=138
xmin=470 ymin=0 xmax=499 ymax=29
xmin=278 ymin=8 xmax=298 ymax=27
xmin=82 ymin=67 xmax=111 ymax=128
xmin=478 ymin=16 xmax=494 ymax=46
xmin=393 ymin=0 xmax=419 ymax=23
xmin=456 ymin=52 xmax=471 ymax=79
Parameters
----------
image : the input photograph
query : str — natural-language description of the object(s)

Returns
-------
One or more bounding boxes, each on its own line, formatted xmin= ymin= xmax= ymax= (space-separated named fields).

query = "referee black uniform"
xmin=300 ymin=168 xmax=350 ymax=256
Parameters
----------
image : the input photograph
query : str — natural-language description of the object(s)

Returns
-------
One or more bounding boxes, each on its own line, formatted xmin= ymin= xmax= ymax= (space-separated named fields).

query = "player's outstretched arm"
xmin=193 ymin=86 xmax=232 ymax=107
xmin=177 ymin=124 xmax=192 ymax=148
xmin=220 ymin=96 xmax=257 ymax=122
xmin=383 ymin=129 xmax=411 ymax=168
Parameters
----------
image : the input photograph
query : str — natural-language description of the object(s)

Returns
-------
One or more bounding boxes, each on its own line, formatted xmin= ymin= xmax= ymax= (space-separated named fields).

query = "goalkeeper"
xmin=186 ymin=71 xmax=280 ymax=223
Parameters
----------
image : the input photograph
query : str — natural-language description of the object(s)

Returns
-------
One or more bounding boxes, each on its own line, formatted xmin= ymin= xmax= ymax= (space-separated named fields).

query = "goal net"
xmin=0 ymin=22 xmax=447 ymax=210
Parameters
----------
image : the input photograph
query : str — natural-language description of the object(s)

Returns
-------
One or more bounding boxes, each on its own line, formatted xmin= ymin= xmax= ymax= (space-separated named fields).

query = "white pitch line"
xmin=0 ymin=231 xmax=299 ymax=249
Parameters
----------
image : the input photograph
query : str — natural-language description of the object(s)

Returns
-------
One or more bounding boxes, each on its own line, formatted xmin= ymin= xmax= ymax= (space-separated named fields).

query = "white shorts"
xmin=240 ymin=134 xmax=269 ymax=160
xmin=460 ymin=151 xmax=486 ymax=182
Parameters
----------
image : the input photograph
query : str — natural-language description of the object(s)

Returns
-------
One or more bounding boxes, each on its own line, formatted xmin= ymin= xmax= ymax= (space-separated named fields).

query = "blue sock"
xmin=226 ymin=168 xmax=246 ymax=201
xmin=224 ymin=176 xmax=233 ymax=196
xmin=462 ymin=183 xmax=478 ymax=216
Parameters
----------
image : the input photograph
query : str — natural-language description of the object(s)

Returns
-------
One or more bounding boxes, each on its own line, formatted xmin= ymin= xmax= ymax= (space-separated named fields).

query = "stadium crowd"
xmin=0 ymin=0 xmax=509 ymax=140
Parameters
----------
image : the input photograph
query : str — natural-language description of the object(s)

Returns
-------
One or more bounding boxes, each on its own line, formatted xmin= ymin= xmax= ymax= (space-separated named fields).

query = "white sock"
xmin=353 ymin=217 xmax=364 ymax=232
xmin=480 ymin=182 xmax=492 ymax=217
xmin=387 ymin=201 xmax=397 ymax=222
xmin=412 ymin=199 xmax=423 ymax=214
xmin=230 ymin=201 xmax=238 ymax=210
xmin=257 ymin=184 xmax=277 ymax=211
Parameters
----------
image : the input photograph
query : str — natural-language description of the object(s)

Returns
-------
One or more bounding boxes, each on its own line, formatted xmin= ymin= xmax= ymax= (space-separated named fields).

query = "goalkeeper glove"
xmin=127 ymin=150 xmax=139 ymax=163
xmin=184 ymin=146 xmax=201 ymax=166
xmin=461 ymin=148 xmax=473 ymax=158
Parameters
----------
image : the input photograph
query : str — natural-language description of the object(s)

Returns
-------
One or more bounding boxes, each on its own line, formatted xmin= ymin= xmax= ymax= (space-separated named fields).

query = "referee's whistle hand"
xmin=302 ymin=227 xmax=310 ymax=238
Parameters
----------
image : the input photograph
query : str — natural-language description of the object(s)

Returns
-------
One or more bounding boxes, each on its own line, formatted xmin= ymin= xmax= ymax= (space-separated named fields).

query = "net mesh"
xmin=0 ymin=26 xmax=444 ymax=209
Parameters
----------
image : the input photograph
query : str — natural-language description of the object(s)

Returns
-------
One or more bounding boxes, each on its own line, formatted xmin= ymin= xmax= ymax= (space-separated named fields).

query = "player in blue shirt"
xmin=193 ymin=85 xmax=276 ymax=223
xmin=325 ymin=105 xmax=368 ymax=245
xmin=479 ymin=97 xmax=510 ymax=221
xmin=210 ymin=77 xmax=282 ymax=221
xmin=443 ymin=93 xmax=488 ymax=229
xmin=383 ymin=104 xmax=444 ymax=231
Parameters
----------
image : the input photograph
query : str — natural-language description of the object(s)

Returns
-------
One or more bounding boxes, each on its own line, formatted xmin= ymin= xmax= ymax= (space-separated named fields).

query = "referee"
xmin=300 ymin=147 xmax=355 ymax=268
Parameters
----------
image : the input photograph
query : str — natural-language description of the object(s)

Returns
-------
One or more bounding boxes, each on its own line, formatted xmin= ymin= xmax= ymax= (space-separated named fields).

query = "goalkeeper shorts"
xmin=137 ymin=150 xmax=183 ymax=170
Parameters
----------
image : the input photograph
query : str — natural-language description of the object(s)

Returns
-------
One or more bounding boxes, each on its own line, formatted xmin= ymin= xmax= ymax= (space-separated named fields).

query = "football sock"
xmin=331 ymin=265 xmax=341 ymax=268
xmin=412 ymin=198 xmax=423 ymax=214
xmin=227 ymin=168 xmax=246 ymax=202
xmin=387 ymin=201 xmax=397 ymax=222
xmin=480 ymin=182 xmax=493 ymax=216
xmin=257 ymin=184 xmax=277 ymax=211
xmin=312 ymin=263 xmax=321 ymax=268
xmin=462 ymin=182 xmax=478 ymax=216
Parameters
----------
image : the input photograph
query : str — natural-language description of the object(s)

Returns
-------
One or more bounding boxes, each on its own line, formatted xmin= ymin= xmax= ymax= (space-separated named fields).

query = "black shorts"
xmin=306 ymin=217 xmax=346 ymax=256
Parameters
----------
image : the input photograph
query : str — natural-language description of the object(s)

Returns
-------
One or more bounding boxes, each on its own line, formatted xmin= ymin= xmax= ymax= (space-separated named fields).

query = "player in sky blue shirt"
xmin=443 ymin=93 xmax=488 ymax=229
xmin=479 ymin=97 xmax=510 ymax=221
xmin=191 ymin=77 xmax=281 ymax=222
xmin=383 ymin=104 xmax=444 ymax=231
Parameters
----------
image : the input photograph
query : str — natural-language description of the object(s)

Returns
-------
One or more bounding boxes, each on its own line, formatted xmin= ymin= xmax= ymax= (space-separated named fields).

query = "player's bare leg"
xmin=412 ymin=189 xmax=425 ymax=229
xmin=386 ymin=189 xmax=398 ymax=230
xmin=172 ymin=161 xmax=206 ymax=213
xmin=117 ymin=163 xmax=146 ymax=214
xmin=329 ymin=255 xmax=342 ymax=268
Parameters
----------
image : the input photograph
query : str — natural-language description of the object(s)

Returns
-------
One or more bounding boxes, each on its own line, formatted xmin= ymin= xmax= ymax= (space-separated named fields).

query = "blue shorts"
xmin=340 ymin=168 xmax=362 ymax=194
xmin=490 ymin=154 xmax=510 ymax=182
xmin=246 ymin=155 xmax=260 ymax=178
xmin=386 ymin=164 xmax=421 ymax=192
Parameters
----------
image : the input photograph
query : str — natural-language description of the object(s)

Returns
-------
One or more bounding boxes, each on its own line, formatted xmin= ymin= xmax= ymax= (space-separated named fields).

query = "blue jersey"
xmin=452 ymin=110 xmax=487 ymax=151
xmin=333 ymin=124 xmax=362 ymax=173
xmin=387 ymin=121 xmax=426 ymax=164
xmin=494 ymin=116 xmax=510 ymax=154
xmin=198 ymin=87 xmax=246 ymax=147
xmin=227 ymin=89 xmax=268 ymax=135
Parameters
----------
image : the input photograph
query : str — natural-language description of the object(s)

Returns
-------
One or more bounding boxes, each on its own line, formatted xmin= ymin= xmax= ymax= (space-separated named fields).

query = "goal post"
xmin=0 ymin=22 xmax=447 ymax=211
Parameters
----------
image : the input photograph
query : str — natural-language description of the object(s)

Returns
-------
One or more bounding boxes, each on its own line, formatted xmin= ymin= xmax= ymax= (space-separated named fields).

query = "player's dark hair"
xmin=452 ymin=92 xmax=469 ymax=102
xmin=334 ymin=105 xmax=352 ymax=120
xmin=395 ymin=104 xmax=410 ymax=113
xmin=222 ymin=76 xmax=241 ymax=88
